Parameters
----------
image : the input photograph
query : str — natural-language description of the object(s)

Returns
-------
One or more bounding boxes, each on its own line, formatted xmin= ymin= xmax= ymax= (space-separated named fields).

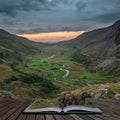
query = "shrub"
xmin=71 ymin=52 xmax=91 ymax=67
xmin=51 ymin=68 xmax=59 ymax=70
xmin=5 ymin=74 xmax=58 ymax=95
xmin=0 ymin=60 xmax=3 ymax=64
xmin=5 ymin=76 xmax=17 ymax=83
xmin=82 ymin=76 xmax=87 ymax=79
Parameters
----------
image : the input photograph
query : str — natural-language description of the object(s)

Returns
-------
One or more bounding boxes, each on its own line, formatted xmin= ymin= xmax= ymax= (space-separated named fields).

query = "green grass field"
xmin=28 ymin=46 xmax=108 ymax=87
xmin=0 ymin=46 xmax=114 ymax=100
xmin=29 ymin=61 xmax=61 ymax=70
xmin=0 ymin=64 xmax=14 ymax=81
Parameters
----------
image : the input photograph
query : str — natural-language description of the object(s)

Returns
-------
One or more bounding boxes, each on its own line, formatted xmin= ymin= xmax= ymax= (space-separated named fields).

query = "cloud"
xmin=0 ymin=0 xmax=51 ymax=16
xmin=75 ymin=1 xmax=87 ymax=12
xmin=75 ymin=0 xmax=120 ymax=23
xmin=17 ymin=31 xmax=85 ymax=42
xmin=0 ymin=0 xmax=74 ymax=17
xmin=0 ymin=0 xmax=120 ymax=34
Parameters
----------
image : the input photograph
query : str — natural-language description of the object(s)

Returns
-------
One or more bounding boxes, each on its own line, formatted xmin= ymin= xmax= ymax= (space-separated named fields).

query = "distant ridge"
xmin=57 ymin=19 xmax=120 ymax=75
xmin=0 ymin=29 xmax=47 ymax=63
xmin=59 ymin=19 xmax=120 ymax=58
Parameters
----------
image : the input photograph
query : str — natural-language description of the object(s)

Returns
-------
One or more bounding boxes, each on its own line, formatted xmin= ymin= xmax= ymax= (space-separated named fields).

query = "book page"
xmin=24 ymin=106 xmax=61 ymax=113
xmin=64 ymin=105 xmax=102 ymax=113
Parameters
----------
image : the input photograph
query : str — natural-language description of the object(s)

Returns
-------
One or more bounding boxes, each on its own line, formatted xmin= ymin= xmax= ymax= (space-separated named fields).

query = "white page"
xmin=64 ymin=105 xmax=102 ymax=113
xmin=24 ymin=106 xmax=61 ymax=113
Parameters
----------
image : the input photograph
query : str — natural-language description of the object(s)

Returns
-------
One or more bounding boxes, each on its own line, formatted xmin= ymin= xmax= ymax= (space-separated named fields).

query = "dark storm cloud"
xmin=75 ymin=1 xmax=86 ymax=12
xmin=93 ymin=12 xmax=120 ymax=24
xmin=17 ymin=28 xmax=44 ymax=34
xmin=0 ymin=0 xmax=50 ymax=16
xmin=0 ymin=0 xmax=73 ymax=17
xmin=0 ymin=0 xmax=120 ymax=34
xmin=75 ymin=0 xmax=120 ymax=23
xmin=15 ymin=23 xmax=91 ymax=34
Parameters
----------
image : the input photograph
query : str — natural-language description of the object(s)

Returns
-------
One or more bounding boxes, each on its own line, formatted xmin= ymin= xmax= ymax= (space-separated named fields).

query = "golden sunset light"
xmin=17 ymin=31 xmax=86 ymax=42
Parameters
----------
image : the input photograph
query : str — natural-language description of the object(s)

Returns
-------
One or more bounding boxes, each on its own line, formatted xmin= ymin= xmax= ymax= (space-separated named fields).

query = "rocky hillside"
xmin=60 ymin=20 xmax=120 ymax=58
xmin=59 ymin=20 xmax=120 ymax=76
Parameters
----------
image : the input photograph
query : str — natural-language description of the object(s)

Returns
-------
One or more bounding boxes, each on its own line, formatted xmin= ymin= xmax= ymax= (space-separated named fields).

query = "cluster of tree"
xmin=71 ymin=51 xmax=91 ymax=68
xmin=4 ymin=73 xmax=58 ymax=95
xmin=0 ymin=59 xmax=3 ymax=64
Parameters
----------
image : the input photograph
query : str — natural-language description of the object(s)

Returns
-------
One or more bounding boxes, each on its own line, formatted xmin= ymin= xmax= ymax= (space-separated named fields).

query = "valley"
xmin=0 ymin=46 xmax=110 ymax=99
xmin=0 ymin=46 xmax=108 ymax=98
xmin=0 ymin=20 xmax=120 ymax=107
xmin=0 ymin=1 xmax=120 ymax=119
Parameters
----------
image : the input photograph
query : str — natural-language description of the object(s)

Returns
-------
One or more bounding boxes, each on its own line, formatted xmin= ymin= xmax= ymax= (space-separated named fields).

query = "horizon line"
xmin=17 ymin=31 xmax=86 ymax=42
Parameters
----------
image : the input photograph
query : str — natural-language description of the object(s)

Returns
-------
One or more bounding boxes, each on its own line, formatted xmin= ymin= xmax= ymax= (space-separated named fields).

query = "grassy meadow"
xmin=0 ymin=46 xmax=119 ymax=107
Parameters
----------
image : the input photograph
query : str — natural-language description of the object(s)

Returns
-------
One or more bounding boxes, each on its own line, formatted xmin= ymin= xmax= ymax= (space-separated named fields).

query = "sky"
xmin=0 ymin=0 xmax=120 ymax=42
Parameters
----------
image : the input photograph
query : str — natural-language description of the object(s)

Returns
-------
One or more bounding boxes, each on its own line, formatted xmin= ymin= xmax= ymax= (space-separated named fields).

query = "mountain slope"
xmin=0 ymin=29 xmax=39 ymax=63
xmin=59 ymin=20 xmax=120 ymax=76
xmin=0 ymin=29 xmax=38 ymax=54
xmin=60 ymin=20 xmax=120 ymax=58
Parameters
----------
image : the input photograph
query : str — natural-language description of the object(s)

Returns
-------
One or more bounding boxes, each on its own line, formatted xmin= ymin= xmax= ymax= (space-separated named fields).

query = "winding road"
xmin=62 ymin=69 xmax=70 ymax=78
xmin=60 ymin=64 xmax=70 ymax=78
xmin=42 ymin=55 xmax=70 ymax=79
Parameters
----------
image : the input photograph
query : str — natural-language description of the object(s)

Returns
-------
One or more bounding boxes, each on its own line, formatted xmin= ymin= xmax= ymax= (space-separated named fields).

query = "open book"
xmin=24 ymin=105 xmax=102 ymax=114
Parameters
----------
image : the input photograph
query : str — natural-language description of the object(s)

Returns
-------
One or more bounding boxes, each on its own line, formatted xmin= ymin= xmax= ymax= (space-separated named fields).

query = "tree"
xmin=72 ymin=52 xmax=91 ymax=67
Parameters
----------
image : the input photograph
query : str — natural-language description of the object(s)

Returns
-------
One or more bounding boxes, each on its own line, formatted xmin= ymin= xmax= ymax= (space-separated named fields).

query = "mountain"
xmin=18 ymin=36 xmax=52 ymax=47
xmin=59 ymin=20 xmax=120 ymax=76
xmin=60 ymin=20 xmax=120 ymax=58
xmin=0 ymin=29 xmax=39 ymax=63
